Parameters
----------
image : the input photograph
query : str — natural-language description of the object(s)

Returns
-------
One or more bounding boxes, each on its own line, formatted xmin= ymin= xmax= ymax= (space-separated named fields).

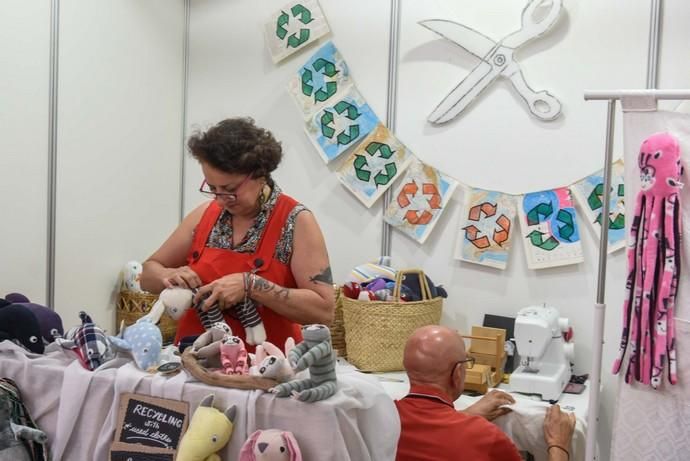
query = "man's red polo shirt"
xmin=395 ymin=384 xmax=522 ymax=461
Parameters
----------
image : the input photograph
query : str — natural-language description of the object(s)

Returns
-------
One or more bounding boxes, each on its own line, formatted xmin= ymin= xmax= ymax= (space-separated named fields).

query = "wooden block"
xmin=469 ymin=326 xmax=506 ymax=355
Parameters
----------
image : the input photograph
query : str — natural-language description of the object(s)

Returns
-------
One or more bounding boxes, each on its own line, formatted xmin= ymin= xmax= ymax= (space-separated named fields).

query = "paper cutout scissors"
xmin=420 ymin=0 xmax=563 ymax=123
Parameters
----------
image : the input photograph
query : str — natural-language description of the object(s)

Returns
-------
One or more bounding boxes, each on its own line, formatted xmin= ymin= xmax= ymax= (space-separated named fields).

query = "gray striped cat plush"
xmin=270 ymin=324 xmax=337 ymax=402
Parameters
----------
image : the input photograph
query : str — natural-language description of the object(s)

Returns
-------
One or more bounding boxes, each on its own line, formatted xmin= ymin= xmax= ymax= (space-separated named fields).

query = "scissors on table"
xmin=420 ymin=0 xmax=563 ymax=123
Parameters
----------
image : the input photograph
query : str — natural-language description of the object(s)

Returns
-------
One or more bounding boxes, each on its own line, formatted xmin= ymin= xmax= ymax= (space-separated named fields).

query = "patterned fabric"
xmin=0 ymin=378 xmax=49 ymax=461
xmin=206 ymin=184 xmax=308 ymax=264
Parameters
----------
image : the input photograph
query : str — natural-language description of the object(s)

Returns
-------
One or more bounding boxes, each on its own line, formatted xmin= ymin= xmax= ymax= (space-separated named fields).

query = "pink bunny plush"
xmin=239 ymin=429 xmax=302 ymax=461
xmin=220 ymin=335 xmax=249 ymax=375
xmin=249 ymin=338 xmax=295 ymax=382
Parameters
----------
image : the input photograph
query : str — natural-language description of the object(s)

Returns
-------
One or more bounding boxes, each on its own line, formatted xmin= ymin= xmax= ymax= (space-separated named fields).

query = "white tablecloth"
xmin=0 ymin=341 xmax=399 ymax=461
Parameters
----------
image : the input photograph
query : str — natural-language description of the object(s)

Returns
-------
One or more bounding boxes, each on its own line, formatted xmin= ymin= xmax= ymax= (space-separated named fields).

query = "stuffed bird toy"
xmin=177 ymin=394 xmax=237 ymax=461
xmin=0 ymin=303 xmax=44 ymax=354
xmin=239 ymin=429 xmax=302 ymax=461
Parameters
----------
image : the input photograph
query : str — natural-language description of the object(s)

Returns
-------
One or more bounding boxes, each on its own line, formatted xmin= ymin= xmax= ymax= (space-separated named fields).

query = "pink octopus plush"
xmin=613 ymin=132 xmax=684 ymax=388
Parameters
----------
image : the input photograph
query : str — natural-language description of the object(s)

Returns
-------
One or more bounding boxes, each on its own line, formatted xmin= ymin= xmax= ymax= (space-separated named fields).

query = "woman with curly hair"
xmin=141 ymin=117 xmax=334 ymax=349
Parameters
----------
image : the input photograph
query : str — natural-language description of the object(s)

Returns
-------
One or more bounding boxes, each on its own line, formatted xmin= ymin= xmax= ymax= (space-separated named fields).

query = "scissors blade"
xmin=419 ymin=19 xmax=497 ymax=60
xmin=428 ymin=60 xmax=499 ymax=124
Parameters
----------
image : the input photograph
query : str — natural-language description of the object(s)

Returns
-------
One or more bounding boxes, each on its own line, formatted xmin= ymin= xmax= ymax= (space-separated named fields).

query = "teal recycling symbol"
xmin=276 ymin=4 xmax=314 ymax=49
xmin=353 ymin=141 xmax=398 ymax=187
xmin=301 ymin=58 xmax=339 ymax=103
xmin=319 ymin=101 xmax=361 ymax=146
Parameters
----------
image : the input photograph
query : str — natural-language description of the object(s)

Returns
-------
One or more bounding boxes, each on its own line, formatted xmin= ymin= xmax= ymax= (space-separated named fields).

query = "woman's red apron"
xmin=173 ymin=195 xmax=303 ymax=352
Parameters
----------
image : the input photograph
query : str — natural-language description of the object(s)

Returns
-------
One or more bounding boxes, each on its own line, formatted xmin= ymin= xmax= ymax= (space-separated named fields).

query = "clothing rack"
xmin=583 ymin=88 xmax=690 ymax=461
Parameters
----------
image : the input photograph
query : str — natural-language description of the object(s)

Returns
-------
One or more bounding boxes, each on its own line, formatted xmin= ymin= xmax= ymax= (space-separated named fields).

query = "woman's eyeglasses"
xmin=199 ymin=175 xmax=251 ymax=202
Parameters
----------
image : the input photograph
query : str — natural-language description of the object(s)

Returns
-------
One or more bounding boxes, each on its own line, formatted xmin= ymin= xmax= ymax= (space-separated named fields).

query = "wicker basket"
xmin=330 ymin=286 xmax=347 ymax=358
xmin=342 ymin=269 xmax=443 ymax=372
xmin=116 ymin=290 xmax=178 ymax=345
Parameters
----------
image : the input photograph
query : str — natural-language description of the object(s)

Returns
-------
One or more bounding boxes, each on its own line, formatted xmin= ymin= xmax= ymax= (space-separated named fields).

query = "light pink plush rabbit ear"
xmin=282 ymin=431 xmax=302 ymax=461
xmin=284 ymin=337 xmax=295 ymax=355
xmin=254 ymin=345 xmax=266 ymax=364
xmin=261 ymin=341 xmax=284 ymax=358
xmin=238 ymin=430 xmax=262 ymax=461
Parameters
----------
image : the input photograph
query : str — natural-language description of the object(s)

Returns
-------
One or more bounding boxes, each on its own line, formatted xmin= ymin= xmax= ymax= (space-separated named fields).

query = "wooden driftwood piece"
xmin=181 ymin=347 xmax=278 ymax=391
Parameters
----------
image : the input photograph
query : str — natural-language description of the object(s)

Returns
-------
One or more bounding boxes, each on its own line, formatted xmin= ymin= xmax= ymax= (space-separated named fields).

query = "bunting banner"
xmin=288 ymin=41 xmax=352 ymax=119
xmin=383 ymin=160 xmax=459 ymax=244
xmin=304 ymin=86 xmax=379 ymax=164
xmin=517 ymin=188 xmax=584 ymax=269
xmin=571 ymin=159 xmax=626 ymax=253
xmin=264 ymin=0 xmax=331 ymax=63
xmin=454 ymin=188 xmax=516 ymax=269
xmin=336 ymin=123 xmax=414 ymax=208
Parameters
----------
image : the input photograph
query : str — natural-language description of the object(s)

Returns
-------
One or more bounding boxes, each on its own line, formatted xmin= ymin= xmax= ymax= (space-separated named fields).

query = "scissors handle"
xmin=508 ymin=69 xmax=561 ymax=121
xmin=502 ymin=0 xmax=563 ymax=49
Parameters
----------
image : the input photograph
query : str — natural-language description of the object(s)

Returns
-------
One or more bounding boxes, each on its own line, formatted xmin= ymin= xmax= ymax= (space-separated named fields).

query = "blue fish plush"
xmin=109 ymin=300 xmax=164 ymax=371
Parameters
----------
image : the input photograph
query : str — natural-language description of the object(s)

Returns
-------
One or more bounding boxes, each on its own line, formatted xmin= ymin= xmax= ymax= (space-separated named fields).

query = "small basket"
xmin=116 ymin=289 xmax=178 ymax=344
xmin=342 ymin=269 xmax=443 ymax=372
xmin=330 ymin=286 xmax=347 ymax=358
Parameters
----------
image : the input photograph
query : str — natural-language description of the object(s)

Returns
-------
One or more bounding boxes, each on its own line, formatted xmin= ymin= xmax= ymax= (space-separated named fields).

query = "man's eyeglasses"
xmin=451 ymin=356 xmax=475 ymax=378
xmin=199 ymin=175 xmax=251 ymax=202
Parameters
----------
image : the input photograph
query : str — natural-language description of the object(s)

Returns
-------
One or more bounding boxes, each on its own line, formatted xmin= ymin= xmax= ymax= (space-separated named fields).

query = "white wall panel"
xmin=54 ymin=0 xmax=185 ymax=329
xmin=0 ymin=1 xmax=50 ymax=303
xmin=185 ymin=0 xmax=391 ymax=282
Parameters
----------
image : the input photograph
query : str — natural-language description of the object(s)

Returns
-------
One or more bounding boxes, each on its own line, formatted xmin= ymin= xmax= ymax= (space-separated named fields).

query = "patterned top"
xmin=206 ymin=184 xmax=308 ymax=265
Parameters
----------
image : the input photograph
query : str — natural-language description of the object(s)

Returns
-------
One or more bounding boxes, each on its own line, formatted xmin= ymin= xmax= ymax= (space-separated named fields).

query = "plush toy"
xmin=159 ymin=287 xmax=228 ymax=332
xmin=249 ymin=338 xmax=296 ymax=382
xmin=109 ymin=296 xmax=165 ymax=371
xmin=239 ymin=429 xmax=302 ymax=461
xmin=192 ymin=322 xmax=234 ymax=369
xmin=0 ymin=393 xmax=48 ymax=461
xmin=4 ymin=293 xmax=64 ymax=344
xmin=177 ymin=394 xmax=237 ymax=461
xmin=57 ymin=311 xmax=118 ymax=370
xmin=0 ymin=378 xmax=49 ymax=461
xmin=122 ymin=260 xmax=144 ymax=292
xmin=613 ymin=132 xmax=684 ymax=388
xmin=0 ymin=304 xmax=44 ymax=354
xmin=270 ymin=324 xmax=337 ymax=402
xmin=220 ymin=335 xmax=249 ymax=375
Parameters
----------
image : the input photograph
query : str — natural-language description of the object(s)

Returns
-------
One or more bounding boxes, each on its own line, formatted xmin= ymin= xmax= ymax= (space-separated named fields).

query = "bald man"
xmin=395 ymin=325 xmax=574 ymax=461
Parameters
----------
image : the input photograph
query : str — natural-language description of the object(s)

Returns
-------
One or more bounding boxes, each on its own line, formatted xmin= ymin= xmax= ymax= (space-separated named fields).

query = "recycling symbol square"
xmin=264 ymin=0 xmax=330 ymax=64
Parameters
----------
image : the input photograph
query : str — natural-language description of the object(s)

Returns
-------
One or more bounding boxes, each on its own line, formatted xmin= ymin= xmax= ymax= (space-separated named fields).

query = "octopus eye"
xmin=654 ymin=150 xmax=661 ymax=159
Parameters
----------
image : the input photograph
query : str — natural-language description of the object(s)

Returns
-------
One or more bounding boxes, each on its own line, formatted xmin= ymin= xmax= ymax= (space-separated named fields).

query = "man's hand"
xmin=462 ymin=390 xmax=515 ymax=421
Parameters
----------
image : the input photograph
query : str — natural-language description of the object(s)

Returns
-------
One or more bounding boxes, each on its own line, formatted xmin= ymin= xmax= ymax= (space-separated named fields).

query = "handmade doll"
xmin=270 ymin=324 xmax=337 ymax=402
xmin=612 ymin=132 xmax=683 ymax=388
xmin=0 ymin=394 xmax=47 ymax=461
xmin=219 ymin=335 xmax=249 ymax=375
xmin=4 ymin=293 xmax=64 ymax=344
xmin=239 ymin=429 xmax=302 ymax=461
xmin=249 ymin=338 xmax=296 ymax=382
xmin=0 ymin=304 xmax=44 ymax=354
xmin=57 ymin=312 xmax=117 ymax=370
xmin=109 ymin=296 xmax=165 ymax=371
xmin=177 ymin=394 xmax=237 ymax=461
xmin=157 ymin=287 xmax=226 ymax=331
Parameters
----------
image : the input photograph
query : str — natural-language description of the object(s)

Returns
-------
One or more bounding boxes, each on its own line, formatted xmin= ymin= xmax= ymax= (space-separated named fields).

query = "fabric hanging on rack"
xmin=610 ymin=102 xmax=690 ymax=461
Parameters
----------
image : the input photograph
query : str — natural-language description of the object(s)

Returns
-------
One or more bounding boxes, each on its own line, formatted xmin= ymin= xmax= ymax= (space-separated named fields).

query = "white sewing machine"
xmin=510 ymin=305 xmax=574 ymax=401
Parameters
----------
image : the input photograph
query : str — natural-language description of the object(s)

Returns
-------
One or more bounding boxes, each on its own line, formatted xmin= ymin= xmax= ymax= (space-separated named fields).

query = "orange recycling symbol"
xmin=397 ymin=181 xmax=442 ymax=225
xmin=462 ymin=202 xmax=511 ymax=249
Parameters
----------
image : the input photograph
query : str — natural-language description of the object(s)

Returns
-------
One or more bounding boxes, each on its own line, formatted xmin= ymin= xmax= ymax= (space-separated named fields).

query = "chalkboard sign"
xmin=110 ymin=442 xmax=175 ymax=461
xmin=114 ymin=393 xmax=189 ymax=450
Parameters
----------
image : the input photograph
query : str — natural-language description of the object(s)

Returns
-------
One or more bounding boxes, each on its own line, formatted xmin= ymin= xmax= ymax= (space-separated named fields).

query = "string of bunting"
xmin=265 ymin=0 xmax=626 ymax=271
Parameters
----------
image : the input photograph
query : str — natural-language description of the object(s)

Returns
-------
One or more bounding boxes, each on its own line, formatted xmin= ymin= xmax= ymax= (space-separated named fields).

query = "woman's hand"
xmin=543 ymin=404 xmax=575 ymax=456
xmin=194 ymin=273 xmax=245 ymax=311
xmin=162 ymin=266 xmax=202 ymax=289
xmin=462 ymin=390 xmax=515 ymax=421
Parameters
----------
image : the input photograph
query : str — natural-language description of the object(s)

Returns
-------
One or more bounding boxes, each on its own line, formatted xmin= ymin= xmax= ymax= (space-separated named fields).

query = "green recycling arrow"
xmin=334 ymin=100 xmax=360 ymax=120
xmin=366 ymin=142 xmax=395 ymax=159
xmin=526 ymin=202 xmax=554 ymax=226
xmin=589 ymin=182 xmax=625 ymax=230
xmin=336 ymin=126 xmax=360 ymax=145
xmin=301 ymin=69 xmax=314 ymax=97
xmin=556 ymin=209 xmax=575 ymax=242
xmin=320 ymin=110 xmax=335 ymax=138
xmin=374 ymin=163 xmax=398 ymax=187
xmin=596 ymin=213 xmax=625 ymax=230
xmin=527 ymin=230 xmax=560 ymax=251
xmin=353 ymin=154 xmax=371 ymax=182
xmin=276 ymin=4 xmax=314 ymax=49
xmin=276 ymin=11 xmax=290 ymax=40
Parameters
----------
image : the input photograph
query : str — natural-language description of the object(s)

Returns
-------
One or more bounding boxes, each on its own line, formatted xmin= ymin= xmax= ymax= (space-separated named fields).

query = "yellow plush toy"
xmin=177 ymin=394 xmax=237 ymax=461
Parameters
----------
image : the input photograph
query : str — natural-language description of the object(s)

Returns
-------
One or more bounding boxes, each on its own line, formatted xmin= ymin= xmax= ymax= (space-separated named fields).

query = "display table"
xmin=0 ymin=341 xmax=399 ymax=461
xmin=365 ymin=363 xmax=591 ymax=461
